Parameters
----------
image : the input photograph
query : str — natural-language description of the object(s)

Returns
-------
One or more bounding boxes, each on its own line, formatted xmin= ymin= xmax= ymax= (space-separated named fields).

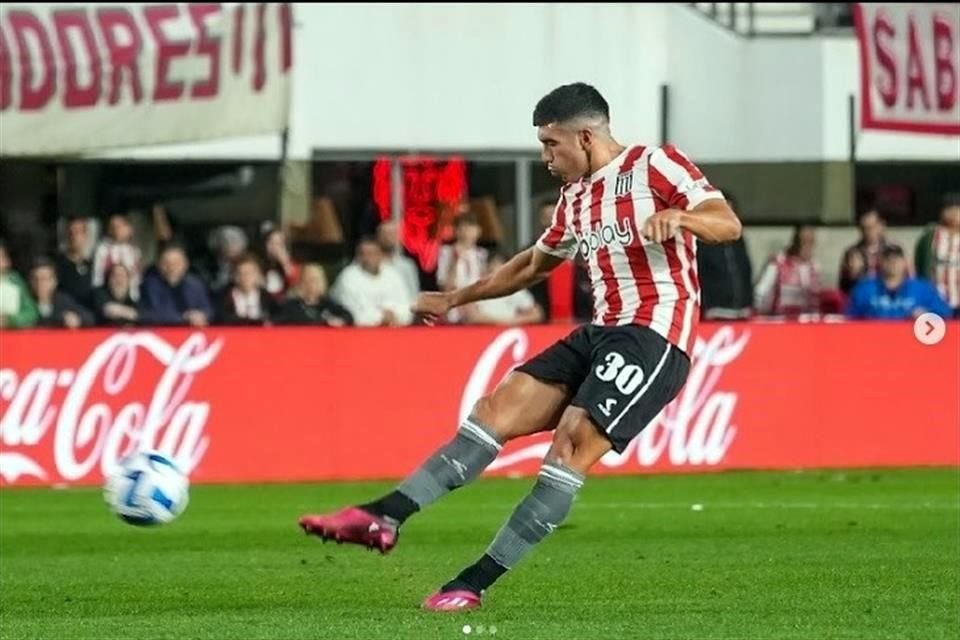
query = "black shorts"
xmin=516 ymin=324 xmax=690 ymax=453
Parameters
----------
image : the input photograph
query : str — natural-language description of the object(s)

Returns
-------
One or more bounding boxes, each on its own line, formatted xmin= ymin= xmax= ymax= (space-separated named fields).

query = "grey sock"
xmin=485 ymin=457 xmax=584 ymax=569
xmin=396 ymin=415 xmax=502 ymax=509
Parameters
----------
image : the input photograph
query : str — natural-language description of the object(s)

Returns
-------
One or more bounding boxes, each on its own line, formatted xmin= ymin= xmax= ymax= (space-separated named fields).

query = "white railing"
xmin=690 ymin=3 xmax=853 ymax=36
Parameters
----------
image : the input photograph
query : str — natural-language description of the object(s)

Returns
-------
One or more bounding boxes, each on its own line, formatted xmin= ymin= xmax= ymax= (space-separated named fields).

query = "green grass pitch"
xmin=1 ymin=469 xmax=958 ymax=640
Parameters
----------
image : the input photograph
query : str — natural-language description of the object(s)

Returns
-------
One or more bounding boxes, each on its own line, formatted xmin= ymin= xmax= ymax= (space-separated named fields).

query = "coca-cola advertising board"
xmin=0 ymin=323 xmax=957 ymax=487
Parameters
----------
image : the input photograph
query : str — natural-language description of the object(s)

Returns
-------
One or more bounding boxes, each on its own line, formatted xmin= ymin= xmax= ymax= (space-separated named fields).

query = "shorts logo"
xmin=598 ymin=398 xmax=618 ymax=417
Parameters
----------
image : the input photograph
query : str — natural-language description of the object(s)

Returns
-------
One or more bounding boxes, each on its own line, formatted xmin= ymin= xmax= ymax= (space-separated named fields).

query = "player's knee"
xmin=470 ymin=394 xmax=512 ymax=442
xmin=548 ymin=409 xmax=589 ymax=463
xmin=549 ymin=408 xmax=610 ymax=472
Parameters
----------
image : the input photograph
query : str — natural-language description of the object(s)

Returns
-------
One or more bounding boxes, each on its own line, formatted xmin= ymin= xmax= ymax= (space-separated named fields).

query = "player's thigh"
xmin=472 ymin=326 xmax=593 ymax=442
xmin=572 ymin=326 xmax=691 ymax=455
xmin=472 ymin=371 xmax=570 ymax=442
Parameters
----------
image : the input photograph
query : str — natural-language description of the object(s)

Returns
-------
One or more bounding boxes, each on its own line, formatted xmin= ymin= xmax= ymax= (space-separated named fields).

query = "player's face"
xmin=941 ymin=205 xmax=960 ymax=230
xmin=538 ymin=124 xmax=589 ymax=183
xmin=0 ymin=246 xmax=9 ymax=273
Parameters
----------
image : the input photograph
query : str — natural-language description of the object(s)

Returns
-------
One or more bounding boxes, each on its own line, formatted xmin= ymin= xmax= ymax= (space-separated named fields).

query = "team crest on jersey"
xmin=614 ymin=171 xmax=633 ymax=197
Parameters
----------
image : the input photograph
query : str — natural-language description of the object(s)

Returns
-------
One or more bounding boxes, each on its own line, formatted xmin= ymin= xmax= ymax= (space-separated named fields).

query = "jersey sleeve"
xmin=648 ymin=144 xmax=724 ymax=211
xmin=535 ymin=190 xmax=578 ymax=260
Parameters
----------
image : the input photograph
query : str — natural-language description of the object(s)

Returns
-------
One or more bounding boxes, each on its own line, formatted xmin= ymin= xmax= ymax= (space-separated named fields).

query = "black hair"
xmin=857 ymin=208 xmax=886 ymax=224
xmin=942 ymin=192 xmax=960 ymax=209
xmin=357 ymin=235 xmax=380 ymax=249
xmin=159 ymin=240 xmax=187 ymax=257
xmin=455 ymin=212 xmax=479 ymax=228
xmin=30 ymin=256 xmax=56 ymax=273
xmin=786 ymin=224 xmax=815 ymax=257
xmin=533 ymin=82 xmax=610 ymax=127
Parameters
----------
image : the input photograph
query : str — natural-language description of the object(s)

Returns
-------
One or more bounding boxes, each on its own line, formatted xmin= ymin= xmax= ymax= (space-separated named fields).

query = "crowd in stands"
xmin=1 ymin=194 xmax=958 ymax=330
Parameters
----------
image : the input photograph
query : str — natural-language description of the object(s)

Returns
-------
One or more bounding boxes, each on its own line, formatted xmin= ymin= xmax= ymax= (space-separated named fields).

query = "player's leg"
xmin=356 ymin=372 xmax=570 ymax=524
xmin=423 ymin=406 xmax=610 ymax=609
xmin=425 ymin=326 xmax=691 ymax=609
xmin=298 ymin=327 xmax=592 ymax=552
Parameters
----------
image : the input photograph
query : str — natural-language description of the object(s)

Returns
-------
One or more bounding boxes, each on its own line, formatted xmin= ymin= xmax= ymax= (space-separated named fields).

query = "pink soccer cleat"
xmin=298 ymin=507 xmax=398 ymax=554
xmin=422 ymin=589 xmax=483 ymax=612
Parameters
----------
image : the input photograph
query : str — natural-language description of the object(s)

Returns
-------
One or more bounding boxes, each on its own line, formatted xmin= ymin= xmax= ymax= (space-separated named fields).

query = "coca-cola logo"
xmin=459 ymin=327 xmax=749 ymax=472
xmin=0 ymin=332 xmax=222 ymax=484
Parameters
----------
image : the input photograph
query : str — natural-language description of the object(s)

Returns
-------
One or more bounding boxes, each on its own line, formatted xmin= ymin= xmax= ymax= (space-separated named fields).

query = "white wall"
xmin=96 ymin=3 xmax=959 ymax=162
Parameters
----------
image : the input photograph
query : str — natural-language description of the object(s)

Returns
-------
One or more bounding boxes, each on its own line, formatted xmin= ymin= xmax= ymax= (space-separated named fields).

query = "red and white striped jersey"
xmin=536 ymin=144 xmax=723 ymax=355
xmin=931 ymin=226 xmax=960 ymax=309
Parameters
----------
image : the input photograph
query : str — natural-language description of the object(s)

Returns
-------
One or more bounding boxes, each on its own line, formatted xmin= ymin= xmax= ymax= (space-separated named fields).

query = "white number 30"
xmin=594 ymin=351 xmax=645 ymax=394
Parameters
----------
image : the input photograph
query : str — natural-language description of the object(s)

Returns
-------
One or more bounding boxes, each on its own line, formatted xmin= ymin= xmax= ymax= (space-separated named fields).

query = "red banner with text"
xmin=1 ymin=323 xmax=958 ymax=487
xmin=854 ymin=3 xmax=960 ymax=135
xmin=0 ymin=3 xmax=292 ymax=155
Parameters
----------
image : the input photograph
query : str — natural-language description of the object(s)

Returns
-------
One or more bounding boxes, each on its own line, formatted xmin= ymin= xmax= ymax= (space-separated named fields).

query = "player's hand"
xmin=642 ymin=210 xmax=685 ymax=243
xmin=412 ymin=291 xmax=453 ymax=326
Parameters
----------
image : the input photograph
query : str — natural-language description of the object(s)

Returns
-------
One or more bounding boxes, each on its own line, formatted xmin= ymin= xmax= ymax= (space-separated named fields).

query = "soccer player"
xmin=299 ymin=82 xmax=743 ymax=611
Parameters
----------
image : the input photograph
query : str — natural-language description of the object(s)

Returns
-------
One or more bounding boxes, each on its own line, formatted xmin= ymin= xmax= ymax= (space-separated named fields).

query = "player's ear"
xmin=578 ymin=127 xmax=594 ymax=150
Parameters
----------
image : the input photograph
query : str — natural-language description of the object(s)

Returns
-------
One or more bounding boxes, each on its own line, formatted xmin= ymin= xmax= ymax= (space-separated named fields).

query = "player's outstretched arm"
xmin=412 ymin=247 xmax=562 ymax=324
xmin=642 ymin=199 xmax=743 ymax=245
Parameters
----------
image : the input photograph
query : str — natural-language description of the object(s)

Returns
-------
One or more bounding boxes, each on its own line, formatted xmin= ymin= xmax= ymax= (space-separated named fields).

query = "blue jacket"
xmin=847 ymin=276 xmax=952 ymax=320
xmin=139 ymin=268 xmax=214 ymax=326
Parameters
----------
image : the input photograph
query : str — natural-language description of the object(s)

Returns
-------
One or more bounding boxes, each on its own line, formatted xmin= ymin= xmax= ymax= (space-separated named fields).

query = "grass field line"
xmin=442 ymin=501 xmax=960 ymax=510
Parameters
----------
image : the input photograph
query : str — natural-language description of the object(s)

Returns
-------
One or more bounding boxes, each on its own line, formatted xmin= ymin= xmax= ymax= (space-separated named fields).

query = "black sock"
xmin=442 ymin=554 xmax=508 ymax=594
xmin=359 ymin=490 xmax=419 ymax=525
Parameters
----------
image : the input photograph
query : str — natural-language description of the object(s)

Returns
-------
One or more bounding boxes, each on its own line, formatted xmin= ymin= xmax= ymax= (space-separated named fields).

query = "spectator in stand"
xmin=848 ymin=245 xmax=951 ymax=320
xmin=262 ymin=226 xmax=301 ymax=301
xmin=914 ymin=194 xmax=960 ymax=318
xmin=331 ymin=237 xmax=413 ymax=327
xmin=463 ymin=253 xmax=544 ymax=325
xmin=92 ymin=213 xmax=143 ymax=291
xmin=376 ymin=220 xmax=420 ymax=301
xmin=29 ymin=258 xmax=94 ymax=329
xmin=276 ymin=264 xmax=354 ymax=327
xmin=437 ymin=212 xmax=487 ymax=292
xmin=203 ymin=226 xmax=249 ymax=293
xmin=139 ymin=243 xmax=213 ymax=327
xmin=697 ymin=191 xmax=753 ymax=320
xmin=93 ymin=264 xmax=139 ymax=327
xmin=0 ymin=239 xmax=38 ymax=329
xmin=54 ymin=217 xmax=94 ymax=308
xmin=437 ymin=212 xmax=488 ymax=324
xmin=839 ymin=209 xmax=888 ymax=294
xmin=754 ymin=224 xmax=822 ymax=317
xmin=217 ymin=254 xmax=278 ymax=326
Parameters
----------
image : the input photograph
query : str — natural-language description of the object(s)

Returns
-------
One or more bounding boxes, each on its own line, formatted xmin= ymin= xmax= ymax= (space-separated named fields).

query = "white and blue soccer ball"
xmin=103 ymin=450 xmax=190 ymax=526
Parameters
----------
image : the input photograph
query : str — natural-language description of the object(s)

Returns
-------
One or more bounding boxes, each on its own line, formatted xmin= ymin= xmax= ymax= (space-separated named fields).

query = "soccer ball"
xmin=103 ymin=450 xmax=190 ymax=526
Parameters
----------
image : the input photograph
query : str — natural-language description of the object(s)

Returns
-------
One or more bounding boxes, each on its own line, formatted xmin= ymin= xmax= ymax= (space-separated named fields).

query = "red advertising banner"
xmin=854 ymin=3 xmax=960 ymax=135
xmin=1 ymin=323 xmax=958 ymax=488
